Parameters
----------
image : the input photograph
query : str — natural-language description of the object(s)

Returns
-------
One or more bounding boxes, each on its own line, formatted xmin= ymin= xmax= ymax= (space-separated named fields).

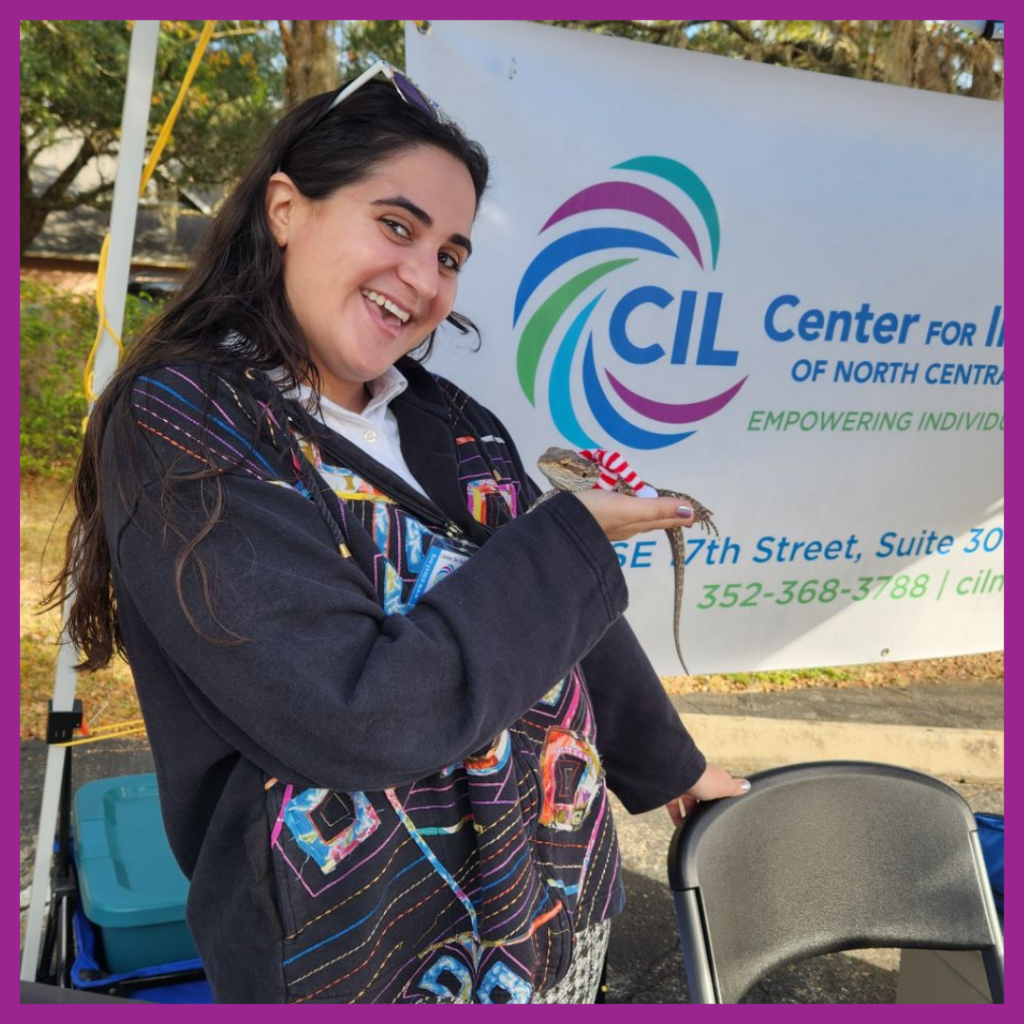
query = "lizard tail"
xmin=666 ymin=525 xmax=690 ymax=675
xmin=675 ymin=635 xmax=690 ymax=676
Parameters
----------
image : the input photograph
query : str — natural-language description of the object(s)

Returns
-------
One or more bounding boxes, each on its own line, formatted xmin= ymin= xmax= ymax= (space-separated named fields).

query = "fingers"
xmin=571 ymin=490 xmax=697 ymax=542
xmin=667 ymin=770 xmax=752 ymax=828
xmin=648 ymin=510 xmax=696 ymax=532
xmin=686 ymin=764 xmax=752 ymax=802
xmin=666 ymin=799 xmax=684 ymax=828
xmin=672 ymin=501 xmax=695 ymax=524
xmin=666 ymin=794 xmax=700 ymax=827
xmin=636 ymin=495 xmax=695 ymax=527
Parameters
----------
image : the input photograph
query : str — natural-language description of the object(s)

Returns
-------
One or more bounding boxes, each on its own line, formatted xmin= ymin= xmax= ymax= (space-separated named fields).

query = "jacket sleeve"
xmin=106 ymin=368 xmax=629 ymax=795
xmin=580 ymin=619 xmax=707 ymax=814
xmin=484 ymin=405 xmax=708 ymax=814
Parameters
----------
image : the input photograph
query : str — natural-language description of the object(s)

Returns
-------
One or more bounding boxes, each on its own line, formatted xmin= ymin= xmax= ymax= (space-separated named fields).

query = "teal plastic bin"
xmin=73 ymin=773 xmax=199 ymax=974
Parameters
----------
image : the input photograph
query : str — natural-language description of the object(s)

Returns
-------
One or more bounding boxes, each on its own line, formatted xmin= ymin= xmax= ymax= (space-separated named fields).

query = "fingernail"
xmin=739 ymin=780 xmax=751 ymax=793
xmin=676 ymin=505 xmax=693 ymax=519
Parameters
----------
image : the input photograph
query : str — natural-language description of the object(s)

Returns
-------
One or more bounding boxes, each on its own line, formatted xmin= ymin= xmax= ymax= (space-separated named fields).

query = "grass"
xmin=19 ymin=475 xmax=139 ymax=740
xmin=721 ymin=666 xmax=853 ymax=689
xmin=20 ymin=473 xmax=1004 ymax=738
xmin=661 ymin=654 xmax=1003 ymax=696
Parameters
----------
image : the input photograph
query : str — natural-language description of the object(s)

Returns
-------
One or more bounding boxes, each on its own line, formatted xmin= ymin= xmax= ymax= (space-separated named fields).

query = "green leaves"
xmin=19 ymin=278 xmax=167 ymax=476
xmin=20 ymin=20 xmax=283 ymax=250
xmin=539 ymin=21 xmax=1003 ymax=99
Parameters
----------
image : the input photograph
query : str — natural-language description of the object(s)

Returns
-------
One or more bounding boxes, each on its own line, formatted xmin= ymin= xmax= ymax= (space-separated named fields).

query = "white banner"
xmin=407 ymin=21 xmax=1004 ymax=674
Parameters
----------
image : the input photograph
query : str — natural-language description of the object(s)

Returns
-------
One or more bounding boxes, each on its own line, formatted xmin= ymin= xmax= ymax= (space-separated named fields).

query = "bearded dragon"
xmin=536 ymin=446 xmax=718 ymax=674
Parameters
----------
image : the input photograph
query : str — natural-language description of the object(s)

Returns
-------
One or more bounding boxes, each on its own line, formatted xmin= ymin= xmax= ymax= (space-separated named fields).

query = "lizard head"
xmin=537 ymin=447 xmax=601 ymax=488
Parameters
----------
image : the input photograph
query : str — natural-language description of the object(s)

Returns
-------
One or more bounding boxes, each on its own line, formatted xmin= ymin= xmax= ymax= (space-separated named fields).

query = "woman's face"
xmin=267 ymin=145 xmax=477 ymax=411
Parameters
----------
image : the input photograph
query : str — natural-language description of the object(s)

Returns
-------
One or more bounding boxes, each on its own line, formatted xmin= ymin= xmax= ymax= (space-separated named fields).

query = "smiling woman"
xmin=53 ymin=70 xmax=743 ymax=1005
xmin=264 ymin=147 xmax=476 ymax=410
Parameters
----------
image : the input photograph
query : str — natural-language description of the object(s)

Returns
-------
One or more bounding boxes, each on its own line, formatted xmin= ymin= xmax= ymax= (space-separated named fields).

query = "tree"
xmin=20 ymin=20 xmax=283 ymax=253
xmin=342 ymin=20 xmax=405 ymax=71
xmin=543 ymin=21 xmax=1003 ymax=100
xmin=278 ymin=20 xmax=406 ymax=104
xmin=279 ymin=20 xmax=337 ymax=104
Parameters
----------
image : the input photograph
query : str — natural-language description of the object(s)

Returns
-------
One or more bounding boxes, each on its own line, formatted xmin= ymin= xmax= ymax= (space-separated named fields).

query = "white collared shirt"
xmin=277 ymin=365 xmax=430 ymax=498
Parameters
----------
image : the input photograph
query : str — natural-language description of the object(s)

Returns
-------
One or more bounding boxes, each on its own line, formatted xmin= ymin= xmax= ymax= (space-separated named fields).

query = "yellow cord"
xmin=139 ymin=20 xmax=217 ymax=197
xmin=56 ymin=729 xmax=148 ymax=748
xmin=83 ymin=20 xmax=218 ymax=411
xmin=55 ymin=718 xmax=149 ymax=748
xmin=83 ymin=236 xmax=121 ymax=405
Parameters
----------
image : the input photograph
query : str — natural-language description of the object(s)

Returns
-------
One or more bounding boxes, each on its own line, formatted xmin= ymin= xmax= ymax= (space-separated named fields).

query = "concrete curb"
xmin=682 ymin=714 xmax=1004 ymax=783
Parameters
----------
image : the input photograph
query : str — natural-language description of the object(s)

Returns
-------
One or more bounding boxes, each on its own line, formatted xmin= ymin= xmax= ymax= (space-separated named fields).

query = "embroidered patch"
xmin=538 ymin=728 xmax=601 ymax=831
xmin=463 ymin=730 xmax=511 ymax=776
xmin=478 ymin=962 xmax=533 ymax=1004
xmin=537 ymin=676 xmax=567 ymax=708
xmin=465 ymin=476 xmax=517 ymax=523
xmin=416 ymin=955 xmax=474 ymax=1003
xmin=283 ymin=788 xmax=380 ymax=874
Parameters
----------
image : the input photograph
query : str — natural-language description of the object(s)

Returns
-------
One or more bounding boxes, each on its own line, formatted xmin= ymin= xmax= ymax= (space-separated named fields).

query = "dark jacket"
xmin=101 ymin=357 xmax=706 ymax=1002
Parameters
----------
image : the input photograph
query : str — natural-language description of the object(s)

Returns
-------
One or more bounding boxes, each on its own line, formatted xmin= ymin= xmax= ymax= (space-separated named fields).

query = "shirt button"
xmin=363 ymin=429 xmax=378 ymax=443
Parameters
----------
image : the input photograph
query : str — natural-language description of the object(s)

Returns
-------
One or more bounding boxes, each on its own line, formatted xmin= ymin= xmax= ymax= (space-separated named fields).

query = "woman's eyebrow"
xmin=372 ymin=196 xmax=473 ymax=257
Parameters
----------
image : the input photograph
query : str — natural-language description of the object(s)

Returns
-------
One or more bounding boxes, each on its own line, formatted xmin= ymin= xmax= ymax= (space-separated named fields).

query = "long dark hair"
xmin=54 ymin=78 xmax=490 ymax=670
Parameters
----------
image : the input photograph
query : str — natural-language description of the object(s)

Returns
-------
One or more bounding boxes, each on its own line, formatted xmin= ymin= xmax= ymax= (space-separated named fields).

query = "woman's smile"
xmin=361 ymin=288 xmax=413 ymax=337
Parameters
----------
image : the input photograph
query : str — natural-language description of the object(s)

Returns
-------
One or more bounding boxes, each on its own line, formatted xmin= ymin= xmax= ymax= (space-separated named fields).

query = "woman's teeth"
xmin=362 ymin=290 xmax=410 ymax=324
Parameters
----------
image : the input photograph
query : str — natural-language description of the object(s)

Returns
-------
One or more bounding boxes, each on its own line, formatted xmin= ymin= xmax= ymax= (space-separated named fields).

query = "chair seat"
xmin=668 ymin=761 xmax=1003 ymax=1003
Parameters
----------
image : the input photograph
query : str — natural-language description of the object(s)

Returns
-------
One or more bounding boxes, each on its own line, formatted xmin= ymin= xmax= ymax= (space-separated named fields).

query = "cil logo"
xmin=514 ymin=156 xmax=746 ymax=450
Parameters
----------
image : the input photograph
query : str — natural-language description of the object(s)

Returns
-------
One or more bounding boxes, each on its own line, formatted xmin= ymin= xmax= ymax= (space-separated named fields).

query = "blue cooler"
xmin=73 ymin=774 xmax=199 ymax=974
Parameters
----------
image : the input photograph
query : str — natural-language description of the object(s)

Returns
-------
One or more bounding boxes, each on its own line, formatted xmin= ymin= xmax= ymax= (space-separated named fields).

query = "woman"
xmin=59 ymin=66 xmax=748 ymax=1003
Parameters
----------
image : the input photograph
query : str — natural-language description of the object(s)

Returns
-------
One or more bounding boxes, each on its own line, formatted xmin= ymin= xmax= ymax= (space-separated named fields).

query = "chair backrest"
xmin=668 ymin=761 xmax=1003 ymax=1004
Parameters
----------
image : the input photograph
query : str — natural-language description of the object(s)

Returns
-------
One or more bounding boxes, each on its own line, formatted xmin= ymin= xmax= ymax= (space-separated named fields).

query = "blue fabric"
xmin=975 ymin=813 xmax=1004 ymax=912
xmin=72 ymin=905 xmax=209 ymax=1002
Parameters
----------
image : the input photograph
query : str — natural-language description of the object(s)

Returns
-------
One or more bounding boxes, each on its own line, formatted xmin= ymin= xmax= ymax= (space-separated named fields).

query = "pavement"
xmin=20 ymin=677 xmax=1004 ymax=1004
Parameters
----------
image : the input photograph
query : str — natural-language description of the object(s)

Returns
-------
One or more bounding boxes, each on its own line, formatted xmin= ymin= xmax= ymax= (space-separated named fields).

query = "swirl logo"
xmin=514 ymin=156 xmax=747 ymax=450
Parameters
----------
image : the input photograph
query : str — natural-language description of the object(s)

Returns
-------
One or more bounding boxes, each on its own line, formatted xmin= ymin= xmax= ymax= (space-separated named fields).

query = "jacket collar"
xmin=389 ymin=357 xmax=489 ymax=539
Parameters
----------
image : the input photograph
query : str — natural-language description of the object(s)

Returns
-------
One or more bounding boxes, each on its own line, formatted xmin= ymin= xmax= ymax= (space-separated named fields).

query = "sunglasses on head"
xmin=323 ymin=59 xmax=453 ymax=125
xmin=278 ymin=62 xmax=457 ymax=175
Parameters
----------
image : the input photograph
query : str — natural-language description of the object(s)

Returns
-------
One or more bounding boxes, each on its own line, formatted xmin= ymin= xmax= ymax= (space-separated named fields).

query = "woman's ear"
xmin=265 ymin=172 xmax=303 ymax=249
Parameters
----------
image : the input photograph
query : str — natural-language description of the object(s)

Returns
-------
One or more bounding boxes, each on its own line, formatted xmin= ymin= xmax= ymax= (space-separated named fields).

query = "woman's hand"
xmin=666 ymin=764 xmax=751 ymax=828
xmin=570 ymin=489 xmax=697 ymax=543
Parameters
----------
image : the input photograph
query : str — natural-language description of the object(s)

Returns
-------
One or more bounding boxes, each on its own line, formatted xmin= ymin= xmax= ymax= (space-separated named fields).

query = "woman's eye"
xmin=383 ymin=218 xmax=410 ymax=239
xmin=439 ymin=252 xmax=462 ymax=273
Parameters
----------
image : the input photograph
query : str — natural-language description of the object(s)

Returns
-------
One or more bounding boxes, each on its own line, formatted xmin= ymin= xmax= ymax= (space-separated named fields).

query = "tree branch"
xmin=22 ymin=128 xmax=56 ymax=164
xmin=722 ymin=20 xmax=757 ymax=45
xmin=49 ymin=179 xmax=115 ymax=210
xmin=37 ymin=135 xmax=103 ymax=206
xmin=278 ymin=19 xmax=293 ymax=52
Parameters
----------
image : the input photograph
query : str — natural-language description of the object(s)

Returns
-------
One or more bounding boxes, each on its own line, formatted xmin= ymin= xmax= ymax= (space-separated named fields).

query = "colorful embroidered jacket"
xmin=101 ymin=358 xmax=706 ymax=1003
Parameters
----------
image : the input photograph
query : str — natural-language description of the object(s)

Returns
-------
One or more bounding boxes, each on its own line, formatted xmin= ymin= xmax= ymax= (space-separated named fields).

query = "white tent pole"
xmin=21 ymin=19 xmax=161 ymax=984
xmin=92 ymin=20 xmax=162 ymax=392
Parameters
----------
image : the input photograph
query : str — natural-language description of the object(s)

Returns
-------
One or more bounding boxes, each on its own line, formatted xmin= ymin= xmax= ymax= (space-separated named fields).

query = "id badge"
xmin=407 ymin=534 xmax=479 ymax=607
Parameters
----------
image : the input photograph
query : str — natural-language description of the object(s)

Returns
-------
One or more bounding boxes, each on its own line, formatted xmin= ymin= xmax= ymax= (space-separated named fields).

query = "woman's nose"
xmin=398 ymin=248 xmax=440 ymax=301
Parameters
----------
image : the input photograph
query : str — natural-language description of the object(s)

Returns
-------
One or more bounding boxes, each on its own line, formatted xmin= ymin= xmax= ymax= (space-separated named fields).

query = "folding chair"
xmin=668 ymin=761 xmax=1004 ymax=1004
